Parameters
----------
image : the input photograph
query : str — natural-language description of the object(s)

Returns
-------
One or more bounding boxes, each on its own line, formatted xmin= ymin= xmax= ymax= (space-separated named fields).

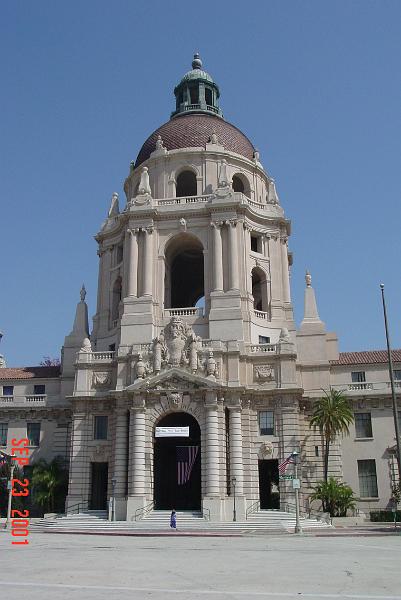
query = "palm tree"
xmin=31 ymin=457 xmax=68 ymax=514
xmin=310 ymin=389 xmax=354 ymax=482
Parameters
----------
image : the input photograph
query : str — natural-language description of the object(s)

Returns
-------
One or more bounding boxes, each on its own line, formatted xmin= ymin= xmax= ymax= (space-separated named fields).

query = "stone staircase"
xmin=30 ymin=508 xmax=332 ymax=534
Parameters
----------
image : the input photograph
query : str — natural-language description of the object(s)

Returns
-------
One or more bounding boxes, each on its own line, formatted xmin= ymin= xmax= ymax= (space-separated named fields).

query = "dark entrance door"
xmin=90 ymin=462 xmax=108 ymax=510
xmin=154 ymin=412 xmax=201 ymax=510
xmin=258 ymin=459 xmax=280 ymax=509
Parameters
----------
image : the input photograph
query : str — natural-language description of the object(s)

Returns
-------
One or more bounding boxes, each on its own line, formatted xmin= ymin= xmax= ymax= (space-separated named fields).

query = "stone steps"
xmin=30 ymin=509 xmax=332 ymax=533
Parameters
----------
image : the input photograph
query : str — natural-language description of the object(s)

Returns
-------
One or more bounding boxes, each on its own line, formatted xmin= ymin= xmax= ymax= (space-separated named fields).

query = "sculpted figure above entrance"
xmin=134 ymin=316 xmax=218 ymax=381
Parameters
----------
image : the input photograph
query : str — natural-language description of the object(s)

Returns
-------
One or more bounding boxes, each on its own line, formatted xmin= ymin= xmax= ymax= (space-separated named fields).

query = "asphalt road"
xmin=1 ymin=531 xmax=400 ymax=600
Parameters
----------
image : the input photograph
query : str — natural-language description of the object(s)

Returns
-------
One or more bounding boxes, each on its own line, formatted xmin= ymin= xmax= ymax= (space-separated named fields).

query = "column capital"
xmin=127 ymin=227 xmax=140 ymax=236
xmin=204 ymin=390 xmax=218 ymax=407
xmin=210 ymin=220 xmax=223 ymax=229
xmin=130 ymin=396 xmax=146 ymax=411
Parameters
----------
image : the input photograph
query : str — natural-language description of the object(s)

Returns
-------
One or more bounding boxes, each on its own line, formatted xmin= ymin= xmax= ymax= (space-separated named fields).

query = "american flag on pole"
xmin=177 ymin=445 xmax=199 ymax=485
xmin=278 ymin=453 xmax=295 ymax=475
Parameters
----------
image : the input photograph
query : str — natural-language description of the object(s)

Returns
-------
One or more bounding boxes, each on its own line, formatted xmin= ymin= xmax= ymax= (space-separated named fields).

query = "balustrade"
xmin=25 ymin=395 xmax=47 ymax=403
xmin=164 ymin=307 xmax=204 ymax=317
xmin=249 ymin=343 xmax=277 ymax=353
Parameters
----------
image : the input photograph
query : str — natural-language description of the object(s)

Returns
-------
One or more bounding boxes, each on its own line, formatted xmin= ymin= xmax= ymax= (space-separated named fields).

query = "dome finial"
xmin=192 ymin=52 xmax=202 ymax=70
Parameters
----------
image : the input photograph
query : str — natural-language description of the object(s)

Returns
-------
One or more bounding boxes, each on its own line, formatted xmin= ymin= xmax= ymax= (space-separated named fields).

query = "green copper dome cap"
xmin=172 ymin=53 xmax=222 ymax=119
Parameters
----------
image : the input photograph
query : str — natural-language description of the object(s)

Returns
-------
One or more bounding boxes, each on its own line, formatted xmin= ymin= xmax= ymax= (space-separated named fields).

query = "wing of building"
xmin=1 ymin=55 xmax=400 ymax=521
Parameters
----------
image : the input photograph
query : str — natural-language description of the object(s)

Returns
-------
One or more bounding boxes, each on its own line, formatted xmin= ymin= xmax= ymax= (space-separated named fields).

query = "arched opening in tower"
xmin=251 ymin=267 xmax=268 ymax=313
xmin=165 ymin=234 xmax=204 ymax=309
xmin=176 ymin=170 xmax=197 ymax=197
xmin=111 ymin=276 xmax=122 ymax=321
xmin=232 ymin=175 xmax=245 ymax=193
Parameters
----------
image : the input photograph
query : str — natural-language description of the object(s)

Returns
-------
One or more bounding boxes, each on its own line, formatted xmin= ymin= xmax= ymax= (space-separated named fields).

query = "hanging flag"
xmin=177 ymin=445 xmax=199 ymax=485
xmin=278 ymin=453 xmax=295 ymax=475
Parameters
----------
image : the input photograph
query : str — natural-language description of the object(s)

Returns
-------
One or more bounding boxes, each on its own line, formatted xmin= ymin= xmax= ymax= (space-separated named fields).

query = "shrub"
xmin=309 ymin=477 xmax=357 ymax=517
xmin=370 ymin=510 xmax=401 ymax=522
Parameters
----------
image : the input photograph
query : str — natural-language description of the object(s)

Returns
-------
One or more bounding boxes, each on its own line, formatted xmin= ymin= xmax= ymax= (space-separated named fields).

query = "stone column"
xmin=268 ymin=235 xmax=284 ymax=320
xmin=205 ymin=392 xmax=220 ymax=496
xmin=100 ymin=247 xmax=112 ymax=314
xmin=281 ymin=236 xmax=291 ymax=303
xmin=229 ymin=405 xmax=244 ymax=495
xmin=129 ymin=402 xmax=146 ymax=495
xmin=127 ymin=229 xmax=138 ymax=297
xmin=66 ymin=409 xmax=88 ymax=510
xmin=211 ymin=222 xmax=223 ymax=292
xmin=228 ymin=221 xmax=239 ymax=290
xmin=113 ymin=408 xmax=129 ymax=496
xmin=142 ymin=228 xmax=153 ymax=296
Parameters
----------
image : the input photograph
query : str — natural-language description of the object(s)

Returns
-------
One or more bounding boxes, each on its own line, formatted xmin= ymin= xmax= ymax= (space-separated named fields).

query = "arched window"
xmin=176 ymin=170 xmax=197 ymax=197
xmin=111 ymin=277 xmax=122 ymax=321
xmin=251 ymin=267 xmax=268 ymax=313
xmin=232 ymin=173 xmax=251 ymax=197
xmin=232 ymin=175 xmax=245 ymax=193
xmin=165 ymin=234 xmax=204 ymax=308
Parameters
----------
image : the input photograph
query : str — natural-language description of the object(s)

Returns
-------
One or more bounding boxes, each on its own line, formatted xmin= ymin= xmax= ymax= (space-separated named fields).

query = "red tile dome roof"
xmin=135 ymin=113 xmax=255 ymax=168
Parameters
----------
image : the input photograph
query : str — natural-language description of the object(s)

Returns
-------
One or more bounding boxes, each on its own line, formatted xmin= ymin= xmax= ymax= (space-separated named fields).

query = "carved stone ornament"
xmin=91 ymin=444 xmax=109 ymax=461
xmin=80 ymin=337 xmax=92 ymax=353
xmin=259 ymin=441 xmax=274 ymax=458
xmin=134 ymin=167 xmax=152 ymax=205
xmin=132 ymin=316 xmax=219 ymax=381
xmin=92 ymin=371 xmax=111 ymax=389
xmin=153 ymin=316 xmax=201 ymax=372
xmin=255 ymin=364 xmax=275 ymax=382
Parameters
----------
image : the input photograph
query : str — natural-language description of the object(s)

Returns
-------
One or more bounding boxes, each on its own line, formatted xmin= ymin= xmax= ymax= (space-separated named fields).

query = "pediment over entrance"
xmin=125 ymin=367 xmax=222 ymax=393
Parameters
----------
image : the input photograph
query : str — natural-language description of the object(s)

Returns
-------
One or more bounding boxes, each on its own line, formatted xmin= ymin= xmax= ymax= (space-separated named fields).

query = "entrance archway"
xmin=154 ymin=412 xmax=201 ymax=510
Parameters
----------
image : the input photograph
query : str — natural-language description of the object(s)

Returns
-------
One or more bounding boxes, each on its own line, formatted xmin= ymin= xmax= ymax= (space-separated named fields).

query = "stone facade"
xmin=1 ymin=56 xmax=400 ymax=520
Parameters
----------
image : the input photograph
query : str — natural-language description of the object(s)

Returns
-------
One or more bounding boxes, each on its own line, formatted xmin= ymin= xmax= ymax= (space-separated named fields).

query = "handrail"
xmin=283 ymin=502 xmax=330 ymax=523
xmin=66 ymin=500 xmax=89 ymax=516
xmin=246 ymin=500 xmax=260 ymax=519
xmin=134 ymin=500 xmax=154 ymax=521
xmin=202 ymin=507 xmax=211 ymax=521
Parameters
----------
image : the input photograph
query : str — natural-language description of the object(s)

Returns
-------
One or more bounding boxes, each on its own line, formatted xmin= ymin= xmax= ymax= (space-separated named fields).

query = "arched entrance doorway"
xmin=154 ymin=412 xmax=201 ymax=510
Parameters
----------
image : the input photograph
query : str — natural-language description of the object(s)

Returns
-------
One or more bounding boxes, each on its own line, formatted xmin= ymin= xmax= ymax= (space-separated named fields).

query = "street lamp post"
xmin=292 ymin=451 xmax=302 ymax=534
xmin=110 ymin=477 xmax=117 ymax=522
xmin=380 ymin=284 xmax=401 ymax=483
xmin=232 ymin=476 xmax=237 ymax=522
xmin=5 ymin=463 xmax=15 ymax=529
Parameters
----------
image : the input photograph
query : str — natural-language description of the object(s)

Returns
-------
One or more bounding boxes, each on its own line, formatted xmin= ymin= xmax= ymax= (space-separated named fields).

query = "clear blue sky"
xmin=1 ymin=1 xmax=400 ymax=366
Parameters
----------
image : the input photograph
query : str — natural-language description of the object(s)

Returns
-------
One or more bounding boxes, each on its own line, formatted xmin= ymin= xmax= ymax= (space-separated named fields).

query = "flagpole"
xmin=380 ymin=284 xmax=401 ymax=482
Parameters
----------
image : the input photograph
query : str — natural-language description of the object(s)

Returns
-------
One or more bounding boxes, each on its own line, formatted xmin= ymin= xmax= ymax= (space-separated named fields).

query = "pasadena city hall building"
xmin=1 ymin=55 xmax=400 ymax=521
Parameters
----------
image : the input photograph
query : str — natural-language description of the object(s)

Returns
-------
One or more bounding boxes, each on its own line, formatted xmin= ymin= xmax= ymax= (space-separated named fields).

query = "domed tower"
xmin=69 ymin=56 xmax=300 ymax=522
xmin=93 ymin=53 xmax=294 ymax=349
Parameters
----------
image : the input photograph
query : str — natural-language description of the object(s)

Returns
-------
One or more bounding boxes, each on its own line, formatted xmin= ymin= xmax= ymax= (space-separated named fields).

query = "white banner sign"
xmin=155 ymin=426 xmax=189 ymax=438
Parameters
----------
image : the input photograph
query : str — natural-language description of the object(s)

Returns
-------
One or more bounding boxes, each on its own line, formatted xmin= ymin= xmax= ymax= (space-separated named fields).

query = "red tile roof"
xmin=331 ymin=350 xmax=401 ymax=366
xmin=135 ymin=113 xmax=255 ymax=167
xmin=0 ymin=366 xmax=61 ymax=380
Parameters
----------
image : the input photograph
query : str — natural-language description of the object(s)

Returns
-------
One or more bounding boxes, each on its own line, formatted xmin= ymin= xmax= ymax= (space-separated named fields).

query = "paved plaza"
xmin=0 ymin=531 xmax=400 ymax=600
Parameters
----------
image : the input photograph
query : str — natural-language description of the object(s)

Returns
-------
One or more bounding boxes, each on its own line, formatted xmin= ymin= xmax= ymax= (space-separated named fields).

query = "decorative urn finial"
xmin=80 ymin=284 xmax=87 ymax=302
xmin=192 ymin=52 xmax=202 ymax=70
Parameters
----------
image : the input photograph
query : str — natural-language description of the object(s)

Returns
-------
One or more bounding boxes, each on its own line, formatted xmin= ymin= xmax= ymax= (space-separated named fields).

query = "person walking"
xmin=170 ymin=509 xmax=177 ymax=531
